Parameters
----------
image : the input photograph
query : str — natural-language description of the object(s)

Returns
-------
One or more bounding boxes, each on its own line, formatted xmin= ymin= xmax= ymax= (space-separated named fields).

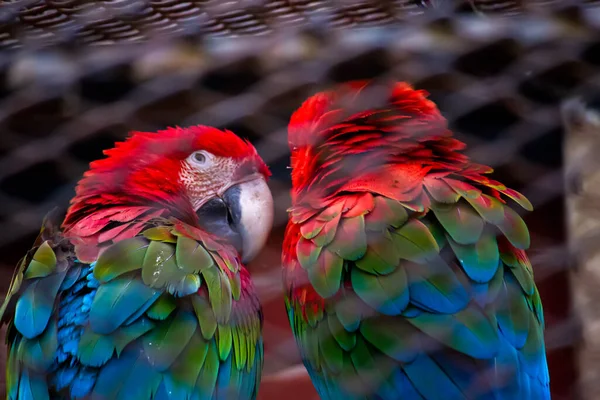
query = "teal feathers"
xmin=284 ymin=182 xmax=549 ymax=400
xmin=1 ymin=218 xmax=263 ymax=399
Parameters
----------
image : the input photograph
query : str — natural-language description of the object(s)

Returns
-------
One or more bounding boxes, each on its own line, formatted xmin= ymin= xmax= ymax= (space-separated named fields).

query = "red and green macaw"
xmin=0 ymin=126 xmax=273 ymax=399
xmin=282 ymin=81 xmax=550 ymax=399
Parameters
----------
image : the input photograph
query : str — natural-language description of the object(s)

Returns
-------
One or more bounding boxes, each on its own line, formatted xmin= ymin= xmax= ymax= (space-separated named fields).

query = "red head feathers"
xmin=62 ymin=125 xmax=270 ymax=262
xmin=287 ymin=81 xmax=469 ymax=205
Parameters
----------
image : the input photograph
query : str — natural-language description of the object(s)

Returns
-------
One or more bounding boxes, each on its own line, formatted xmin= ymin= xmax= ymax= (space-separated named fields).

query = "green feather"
xmin=78 ymin=328 xmax=115 ymax=367
xmin=444 ymin=178 xmax=481 ymax=199
xmin=23 ymin=241 xmax=57 ymax=279
xmin=300 ymin=217 xmax=325 ymax=240
xmin=519 ymin=312 xmax=544 ymax=376
xmin=318 ymin=319 xmax=344 ymax=373
xmin=360 ymin=316 xmax=420 ymax=362
xmin=404 ymin=257 xmax=469 ymax=314
xmin=496 ymin=273 xmax=531 ymax=348
xmin=191 ymin=295 xmax=218 ymax=340
xmin=14 ymin=270 xmax=66 ymax=339
xmin=308 ymin=249 xmax=344 ymax=298
xmin=232 ymin=327 xmax=246 ymax=370
xmin=17 ymin=317 xmax=57 ymax=371
xmin=501 ymin=254 xmax=535 ymax=296
xmin=351 ymin=265 xmax=409 ymax=316
xmin=487 ymin=263 xmax=505 ymax=304
xmin=305 ymin=302 xmax=323 ymax=328
xmin=112 ymin=318 xmax=154 ymax=356
xmin=141 ymin=241 xmax=180 ymax=290
xmin=296 ymin=237 xmax=322 ymax=270
xmin=6 ymin=338 xmax=19 ymax=399
xmin=408 ymin=305 xmax=500 ymax=359
xmin=17 ymin=369 xmax=50 ymax=400
xmin=464 ymin=194 xmax=504 ymax=224
xmin=497 ymin=207 xmax=530 ymax=250
xmin=317 ymin=202 xmax=344 ymax=222
xmin=202 ymin=266 xmax=233 ymax=324
xmin=175 ymin=236 xmax=214 ymax=274
xmin=304 ymin=326 xmax=321 ymax=371
xmin=432 ymin=201 xmax=484 ymax=245
xmin=349 ymin=336 xmax=394 ymax=395
xmin=89 ymin=278 xmax=159 ymax=335
xmin=423 ymin=220 xmax=447 ymax=249
xmin=94 ymin=237 xmax=148 ymax=283
xmin=217 ymin=323 xmax=233 ymax=361
xmin=313 ymin=216 xmax=342 ymax=247
xmin=327 ymin=313 xmax=356 ymax=351
xmin=142 ymin=226 xmax=177 ymax=243
xmin=142 ymin=309 xmax=197 ymax=371
xmin=531 ymin=287 xmax=545 ymax=326
xmin=247 ymin=318 xmax=260 ymax=370
xmin=164 ymin=330 xmax=208 ymax=398
xmin=365 ymin=196 xmax=408 ymax=231
xmin=500 ymin=188 xmax=534 ymax=212
xmin=167 ymin=274 xmax=202 ymax=297
xmin=79 ymin=318 xmax=154 ymax=366
xmin=334 ymin=291 xmax=362 ymax=332
xmin=425 ymin=178 xmax=461 ymax=203
xmin=447 ymin=231 xmax=500 ymax=283
xmin=228 ymin=270 xmax=242 ymax=301
xmin=392 ymin=219 xmax=439 ymax=263
xmin=328 ymin=215 xmax=367 ymax=261
xmin=146 ymin=294 xmax=177 ymax=320
xmin=355 ymin=230 xmax=400 ymax=275
xmin=195 ymin=341 xmax=220 ymax=399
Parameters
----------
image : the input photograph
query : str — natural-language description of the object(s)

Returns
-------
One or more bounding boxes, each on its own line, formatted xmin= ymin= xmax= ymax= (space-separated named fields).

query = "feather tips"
xmin=4 ymin=217 xmax=262 ymax=400
xmin=284 ymin=81 xmax=547 ymax=399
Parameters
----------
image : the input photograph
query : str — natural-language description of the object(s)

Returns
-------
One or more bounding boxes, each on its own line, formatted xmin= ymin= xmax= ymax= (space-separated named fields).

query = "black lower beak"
xmin=195 ymin=193 xmax=243 ymax=254
xmin=195 ymin=178 xmax=273 ymax=263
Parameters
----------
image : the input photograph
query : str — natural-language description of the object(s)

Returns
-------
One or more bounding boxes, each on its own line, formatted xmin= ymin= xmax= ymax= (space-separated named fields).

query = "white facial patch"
xmin=179 ymin=156 xmax=237 ymax=210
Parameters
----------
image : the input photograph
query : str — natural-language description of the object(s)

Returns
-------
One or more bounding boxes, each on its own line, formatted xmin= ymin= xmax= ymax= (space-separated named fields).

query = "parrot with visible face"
xmin=0 ymin=125 xmax=274 ymax=400
xmin=282 ymin=81 xmax=550 ymax=399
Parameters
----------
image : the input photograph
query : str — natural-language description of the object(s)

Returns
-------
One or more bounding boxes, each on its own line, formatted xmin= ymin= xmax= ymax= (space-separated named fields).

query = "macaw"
xmin=0 ymin=126 xmax=274 ymax=400
xmin=282 ymin=81 xmax=550 ymax=399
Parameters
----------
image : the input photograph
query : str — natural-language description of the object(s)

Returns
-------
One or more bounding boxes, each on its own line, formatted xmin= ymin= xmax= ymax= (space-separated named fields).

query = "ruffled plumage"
xmin=283 ymin=81 xmax=549 ymax=400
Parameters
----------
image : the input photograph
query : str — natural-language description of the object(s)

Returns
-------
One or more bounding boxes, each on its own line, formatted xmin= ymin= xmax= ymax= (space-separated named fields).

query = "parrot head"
xmin=63 ymin=125 xmax=274 ymax=263
xmin=287 ymin=80 xmax=464 ymax=206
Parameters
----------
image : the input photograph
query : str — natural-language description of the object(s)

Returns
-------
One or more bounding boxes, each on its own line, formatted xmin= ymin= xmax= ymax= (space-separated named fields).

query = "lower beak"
xmin=196 ymin=177 xmax=274 ymax=263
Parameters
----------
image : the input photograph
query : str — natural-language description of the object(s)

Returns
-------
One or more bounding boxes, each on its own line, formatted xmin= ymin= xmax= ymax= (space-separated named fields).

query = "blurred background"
xmin=0 ymin=0 xmax=599 ymax=399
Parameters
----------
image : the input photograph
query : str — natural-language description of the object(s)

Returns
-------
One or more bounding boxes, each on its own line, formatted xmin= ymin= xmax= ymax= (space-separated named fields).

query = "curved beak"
xmin=196 ymin=176 xmax=274 ymax=263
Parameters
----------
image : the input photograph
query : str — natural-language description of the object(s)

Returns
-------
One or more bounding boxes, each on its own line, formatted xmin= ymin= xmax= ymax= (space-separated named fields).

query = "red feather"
xmin=288 ymin=81 xmax=451 ymax=205
xmin=62 ymin=125 xmax=269 ymax=262
xmin=283 ymin=80 xmax=534 ymax=322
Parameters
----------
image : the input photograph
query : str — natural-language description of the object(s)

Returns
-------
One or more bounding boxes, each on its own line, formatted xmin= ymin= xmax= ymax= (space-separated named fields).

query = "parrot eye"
xmin=189 ymin=151 xmax=213 ymax=168
xmin=194 ymin=152 xmax=206 ymax=163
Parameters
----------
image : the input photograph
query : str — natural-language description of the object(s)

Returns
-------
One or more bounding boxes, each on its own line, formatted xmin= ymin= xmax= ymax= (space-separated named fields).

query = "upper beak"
xmin=196 ymin=176 xmax=274 ymax=263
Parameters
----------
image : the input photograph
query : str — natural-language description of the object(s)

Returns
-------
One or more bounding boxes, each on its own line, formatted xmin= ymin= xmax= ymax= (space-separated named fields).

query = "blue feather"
xmin=91 ymin=349 xmax=162 ymax=400
xmin=17 ymin=369 xmax=49 ymax=400
xmin=61 ymin=265 xmax=82 ymax=291
xmin=123 ymin=291 xmax=162 ymax=326
xmin=15 ymin=271 xmax=66 ymax=339
xmin=402 ymin=355 xmax=465 ymax=400
xmin=70 ymin=368 xmax=97 ymax=399
xmin=405 ymin=258 xmax=469 ymax=314
xmin=390 ymin=368 xmax=424 ymax=400
xmin=89 ymin=278 xmax=159 ymax=335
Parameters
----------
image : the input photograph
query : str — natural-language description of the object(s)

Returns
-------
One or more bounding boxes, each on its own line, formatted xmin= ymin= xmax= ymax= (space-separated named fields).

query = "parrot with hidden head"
xmin=282 ymin=81 xmax=550 ymax=399
xmin=0 ymin=125 xmax=274 ymax=400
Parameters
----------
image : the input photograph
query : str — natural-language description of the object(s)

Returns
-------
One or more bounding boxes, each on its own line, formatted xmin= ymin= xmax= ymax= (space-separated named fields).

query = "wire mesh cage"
xmin=1 ymin=0 xmax=599 ymax=399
